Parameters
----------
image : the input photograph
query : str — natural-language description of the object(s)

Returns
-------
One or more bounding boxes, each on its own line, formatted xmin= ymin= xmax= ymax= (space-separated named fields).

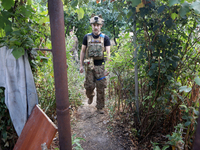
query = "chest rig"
xmin=86 ymin=33 xmax=105 ymax=60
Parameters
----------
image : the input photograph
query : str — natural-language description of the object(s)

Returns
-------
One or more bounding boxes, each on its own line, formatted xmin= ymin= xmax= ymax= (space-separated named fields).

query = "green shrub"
xmin=0 ymin=87 xmax=17 ymax=150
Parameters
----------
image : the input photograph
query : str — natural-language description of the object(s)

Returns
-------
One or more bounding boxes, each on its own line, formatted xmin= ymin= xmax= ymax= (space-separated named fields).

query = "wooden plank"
xmin=14 ymin=105 xmax=57 ymax=150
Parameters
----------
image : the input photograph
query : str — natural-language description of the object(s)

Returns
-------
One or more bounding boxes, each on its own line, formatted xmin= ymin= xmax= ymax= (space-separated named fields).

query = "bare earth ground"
xmin=51 ymin=90 xmax=136 ymax=150
xmin=71 ymin=92 xmax=125 ymax=150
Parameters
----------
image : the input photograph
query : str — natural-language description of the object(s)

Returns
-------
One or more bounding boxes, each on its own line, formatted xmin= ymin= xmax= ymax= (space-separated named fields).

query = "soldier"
xmin=69 ymin=29 xmax=79 ymax=64
xmin=79 ymin=14 xmax=111 ymax=114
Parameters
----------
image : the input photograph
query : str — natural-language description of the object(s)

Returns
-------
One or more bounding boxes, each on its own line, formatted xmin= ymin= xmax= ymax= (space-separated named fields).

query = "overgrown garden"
xmin=0 ymin=0 xmax=200 ymax=149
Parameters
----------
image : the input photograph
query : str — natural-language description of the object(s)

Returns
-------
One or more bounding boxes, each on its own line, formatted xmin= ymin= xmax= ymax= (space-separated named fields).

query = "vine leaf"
xmin=12 ymin=47 xmax=25 ymax=59
xmin=169 ymin=0 xmax=180 ymax=7
xmin=0 ymin=16 xmax=5 ymax=29
xmin=1 ymin=0 xmax=14 ymax=10
xmin=27 ymin=0 xmax=32 ymax=5
xmin=71 ymin=0 xmax=78 ymax=8
xmin=179 ymin=86 xmax=192 ymax=93
xmin=194 ymin=76 xmax=200 ymax=86
xmin=171 ymin=13 xmax=178 ymax=20
xmin=185 ymin=121 xmax=191 ymax=126
xmin=179 ymin=2 xmax=190 ymax=17
xmin=131 ymin=0 xmax=141 ymax=7
xmin=158 ymin=5 xmax=165 ymax=14
xmin=20 ymin=5 xmax=32 ymax=18
xmin=165 ymin=18 xmax=173 ymax=28
xmin=76 ymin=7 xmax=84 ymax=21
xmin=190 ymin=1 xmax=200 ymax=14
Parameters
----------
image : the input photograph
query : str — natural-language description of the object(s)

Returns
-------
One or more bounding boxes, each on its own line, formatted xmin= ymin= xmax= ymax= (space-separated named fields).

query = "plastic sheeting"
xmin=0 ymin=46 xmax=38 ymax=136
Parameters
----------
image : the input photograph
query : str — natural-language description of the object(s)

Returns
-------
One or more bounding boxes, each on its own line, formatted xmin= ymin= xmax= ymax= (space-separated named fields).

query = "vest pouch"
xmin=94 ymin=43 xmax=103 ymax=57
xmin=88 ymin=43 xmax=95 ymax=57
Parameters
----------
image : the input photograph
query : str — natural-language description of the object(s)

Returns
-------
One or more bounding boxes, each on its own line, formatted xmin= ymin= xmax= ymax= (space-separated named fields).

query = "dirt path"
xmin=71 ymin=92 xmax=124 ymax=150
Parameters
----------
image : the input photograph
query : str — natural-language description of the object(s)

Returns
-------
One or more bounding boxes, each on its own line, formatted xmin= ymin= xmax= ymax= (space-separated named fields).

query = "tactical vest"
xmin=86 ymin=33 xmax=105 ymax=60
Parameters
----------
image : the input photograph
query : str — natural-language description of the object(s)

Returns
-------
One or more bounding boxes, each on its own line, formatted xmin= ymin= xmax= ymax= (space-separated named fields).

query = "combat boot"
xmin=97 ymin=108 xmax=104 ymax=114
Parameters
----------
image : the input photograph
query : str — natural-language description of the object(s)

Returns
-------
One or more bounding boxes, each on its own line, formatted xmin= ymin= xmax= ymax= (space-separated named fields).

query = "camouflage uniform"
xmin=84 ymin=65 xmax=107 ymax=109
xmin=81 ymin=14 xmax=110 ymax=110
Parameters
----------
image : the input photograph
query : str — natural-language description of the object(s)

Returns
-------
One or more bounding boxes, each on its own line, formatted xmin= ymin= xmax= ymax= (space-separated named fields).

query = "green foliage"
xmin=33 ymin=51 xmax=56 ymax=117
xmin=65 ymin=35 xmax=85 ymax=107
xmin=72 ymin=134 xmax=85 ymax=150
xmin=88 ymin=1 xmax=127 ymax=41
xmin=179 ymin=104 xmax=198 ymax=127
xmin=0 ymin=3 xmax=50 ymax=59
xmin=34 ymin=36 xmax=84 ymax=118
xmin=106 ymin=0 xmax=200 ymax=149
xmin=0 ymin=87 xmax=17 ymax=149
xmin=63 ymin=1 xmax=127 ymax=47
xmin=64 ymin=6 xmax=91 ymax=49
xmin=1 ymin=0 xmax=14 ymax=10
xmin=194 ymin=76 xmax=200 ymax=86
xmin=108 ymin=32 xmax=134 ymax=75
xmin=0 ymin=0 xmax=200 ymax=149
xmin=166 ymin=124 xmax=184 ymax=146
xmin=54 ymin=134 xmax=85 ymax=150
xmin=151 ymin=141 xmax=169 ymax=150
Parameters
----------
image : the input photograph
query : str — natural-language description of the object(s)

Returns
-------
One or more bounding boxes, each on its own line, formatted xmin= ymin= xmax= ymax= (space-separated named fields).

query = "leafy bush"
xmin=34 ymin=35 xmax=84 ymax=120
xmin=0 ymin=88 xmax=17 ymax=150
xmin=106 ymin=1 xmax=200 ymax=148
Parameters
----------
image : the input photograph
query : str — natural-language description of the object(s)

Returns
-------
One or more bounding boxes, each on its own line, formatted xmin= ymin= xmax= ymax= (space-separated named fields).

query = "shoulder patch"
xmin=87 ymin=33 xmax=92 ymax=36
xmin=99 ymin=33 xmax=105 ymax=38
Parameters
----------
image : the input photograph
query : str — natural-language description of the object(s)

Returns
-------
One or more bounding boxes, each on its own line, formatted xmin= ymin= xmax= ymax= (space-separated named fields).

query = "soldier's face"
xmin=91 ymin=23 xmax=102 ymax=35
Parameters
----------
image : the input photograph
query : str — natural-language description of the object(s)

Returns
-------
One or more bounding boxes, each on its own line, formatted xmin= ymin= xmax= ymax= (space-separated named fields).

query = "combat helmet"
xmin=90 ymin=14 xmax=104 ymax=25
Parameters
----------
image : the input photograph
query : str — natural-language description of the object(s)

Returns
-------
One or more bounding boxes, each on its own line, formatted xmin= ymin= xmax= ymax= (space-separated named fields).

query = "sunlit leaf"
xmin=179 ymin=86 xmax=192 ymax=92
xmin=169 ymin=0 xmax=180 ymax=6
xmin=27 ymin=0 xmax=32 ymax=5
xmin=77 ymin=7 xmax=84 ymax=20
xmin=163 ymin=145 xmax=170 ymax=150
xmin=194 ymin=110 xmax=199 ymax=116
xmin=179 ymin=2 xmax=190 ymax=17
xmin=155 ymin=146 xmax=160 ymax=150
xmin=190 ymin=1 xmax=200 ymax=14
xmin=136 ymin=2 xmax=144 ymax=12
xmin=179 ymin=104 xmax=187 ymax=109
xmin=171 ymin=13 xmax=178 ymax=20
xmin=194 ymin=76 xmax=200 ymax=86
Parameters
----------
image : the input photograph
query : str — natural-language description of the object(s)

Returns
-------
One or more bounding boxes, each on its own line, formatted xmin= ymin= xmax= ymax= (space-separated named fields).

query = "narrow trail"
xmin=71 ymin=91 xmax=124 ymax=150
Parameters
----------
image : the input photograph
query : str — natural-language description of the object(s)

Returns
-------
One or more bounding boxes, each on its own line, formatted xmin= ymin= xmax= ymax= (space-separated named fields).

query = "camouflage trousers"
xmin=84 ymin=65 xmax=107 ymax=109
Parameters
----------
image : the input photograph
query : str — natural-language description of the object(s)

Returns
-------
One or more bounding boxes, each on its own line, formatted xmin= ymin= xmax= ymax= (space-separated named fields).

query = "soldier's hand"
xmin=80 ymin=66 xmax=84 ymax=73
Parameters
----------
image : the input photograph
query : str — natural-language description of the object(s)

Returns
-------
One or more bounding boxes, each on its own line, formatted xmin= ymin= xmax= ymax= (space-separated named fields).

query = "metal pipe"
xmin=193 ymin=106 xmax=200 ymax=150
xmin=133 ymin=15 xmax=140 ymax=122
xmin=48 ymin=0 xmax=72 ymax=149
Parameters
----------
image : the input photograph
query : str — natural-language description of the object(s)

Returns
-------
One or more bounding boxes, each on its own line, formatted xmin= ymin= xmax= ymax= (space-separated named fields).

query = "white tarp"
xmin=0 ymin=46 xmax=38 ymax=136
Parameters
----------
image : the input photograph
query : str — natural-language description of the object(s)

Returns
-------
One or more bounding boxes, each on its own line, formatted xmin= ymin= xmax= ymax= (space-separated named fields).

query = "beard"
xmin=93 ymin=29 xmax=99 ymax=35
